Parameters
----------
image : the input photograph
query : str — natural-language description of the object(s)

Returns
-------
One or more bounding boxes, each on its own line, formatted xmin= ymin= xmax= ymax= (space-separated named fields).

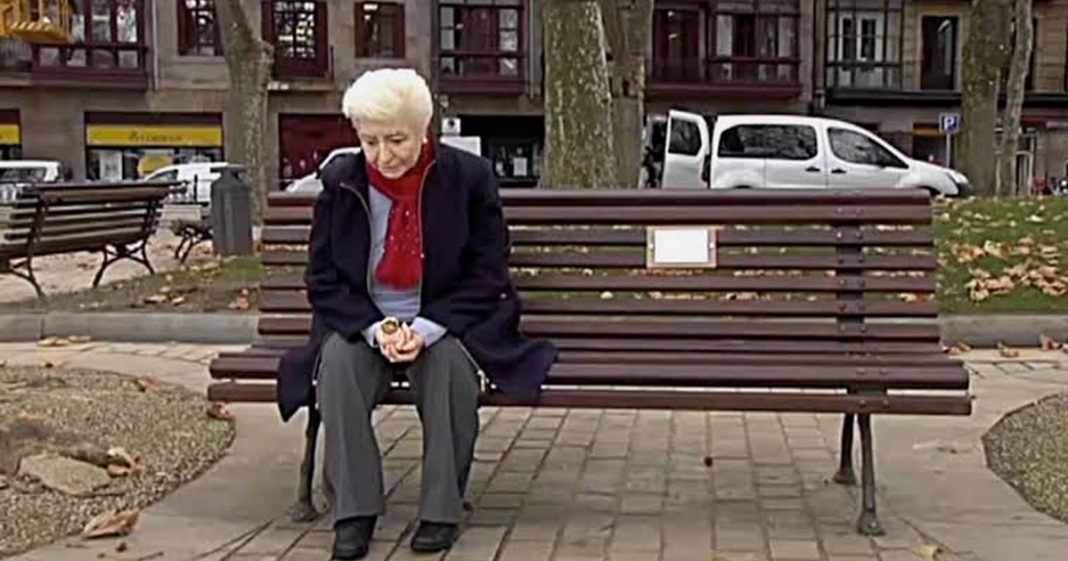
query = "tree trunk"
xmin=958 ymin=0 xmax=1012 ymax=196
xmin=541 ymin=0 xmax=617 ymax=189
xmin=216 ymin=0 xmax=274 ymax=222
xmin=598 ymin=0 xmax=653 ymax=189
xmin=997 ymin=0 xmax=1033 ymax=196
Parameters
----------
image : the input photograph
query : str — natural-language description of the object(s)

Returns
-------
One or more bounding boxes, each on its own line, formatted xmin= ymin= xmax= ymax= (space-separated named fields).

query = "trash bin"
xmin=209 ymin=165 xmax=253 ymax=256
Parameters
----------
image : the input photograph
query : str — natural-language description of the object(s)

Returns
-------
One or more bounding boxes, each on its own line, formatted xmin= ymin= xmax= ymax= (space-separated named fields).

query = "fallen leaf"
xmin=997 ymin=342 xmax=1020 ymax=359
xmin=134 ymin=377 xmax=160 ymax=392
xmin=982 ymin=240 xmax=1007 ymax=259
xmin=67 ymin=335 xmax=92 ymax=344
xmin=240 ymin=288 xmax=250 ymax=296
xmin=207 ymin=402 xmax=235 ymax=423
xmin=159 ymin=286 xmax=172 ymax=295
xmin=0 ymin=474 xmax=8 ymax=490
xmin=1040 ymin=334 xmax=1062 ymax=351
xmin=914 ymin=543 xmax=941 ymax=560
xmin=37 ymin=337 xmax=70 ymax=348
xmin=599 ymin=291 xmax=614 ymax=300
xmin=899 ymin=293 xmax=920 ymax=303
xmin=945 ymin=343 xmax=972 ymax=356
xmin=107 ymin=447 xmax=136 ymax=468
xmin=81 ymin=509 xmax=140 ymax=539
xmin=170 ymin=296 xmax=187 ymax=306
xmin=115 ymin=541 xmax=128 ymax=553
xmin=1025 ymin=214 xmax=1044 ymax=224
xmin=227 ymin=297 xmax=251 ymax=311
xmin=164 ymin=274 xmax=174 ymax=283
xmin=143 ymin=294 xmax=168 ymax=305
xmin=107 ymin=464 xmax=132 ymax=477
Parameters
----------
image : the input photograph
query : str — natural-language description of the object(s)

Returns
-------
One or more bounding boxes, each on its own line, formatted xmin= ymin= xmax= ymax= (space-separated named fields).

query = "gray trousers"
xmin=316 ymin=332 xmax=480 ymax=524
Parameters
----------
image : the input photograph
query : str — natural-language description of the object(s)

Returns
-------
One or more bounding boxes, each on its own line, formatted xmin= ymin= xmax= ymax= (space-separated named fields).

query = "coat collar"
xmin=337 ymin=136 xmax=460 ymax=199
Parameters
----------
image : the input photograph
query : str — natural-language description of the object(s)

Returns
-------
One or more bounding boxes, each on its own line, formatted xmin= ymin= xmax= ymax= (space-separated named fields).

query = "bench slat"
xmin=261 ymin=226 xmax=936 ymax=248
xmin=264 ymin=205 xmax=934 ymax=227
xmin=247 ymin=334 xmax=944 ymax=355
xmin=260 ymin=249 xmax=937 ymax=272
xmin=513 ymin=274 xmax=934 ymax=294
xmin=210 ymin=360 xmax=965 ymax=389
xmin=257 ymin=290 xmax=938 ymax=318
xmin=254 ymin=315 xmax=939 ymax=341
xmin=206 ymin=382 xmax=970 ymax=415
xmin=259 ymin=273 xmax=935 ymax=294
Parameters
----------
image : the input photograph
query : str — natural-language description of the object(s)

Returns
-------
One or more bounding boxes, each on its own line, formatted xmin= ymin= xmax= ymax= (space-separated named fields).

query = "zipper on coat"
xmin=339 ymin=181 xmax=374 ymax=296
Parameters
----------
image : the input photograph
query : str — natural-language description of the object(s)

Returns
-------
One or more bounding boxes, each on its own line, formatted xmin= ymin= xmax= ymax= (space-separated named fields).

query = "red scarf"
xmin=365 ymin=139 xmax=434 ymax=289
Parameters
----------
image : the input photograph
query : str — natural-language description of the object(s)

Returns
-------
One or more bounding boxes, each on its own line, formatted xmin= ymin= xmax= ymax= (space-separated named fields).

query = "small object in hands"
xmin=381 ymin=317 xmax=402 ymax=335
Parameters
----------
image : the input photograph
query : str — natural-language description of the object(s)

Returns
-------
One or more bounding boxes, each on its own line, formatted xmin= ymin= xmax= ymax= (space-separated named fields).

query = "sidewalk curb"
xmin=0 ymin=313 xmax=257 ymax=344
xmin=0 ymin=312 xmax=1065 ymax=348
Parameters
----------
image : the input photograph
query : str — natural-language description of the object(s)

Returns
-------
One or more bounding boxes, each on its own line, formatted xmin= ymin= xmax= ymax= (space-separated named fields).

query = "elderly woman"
xmin=276 ymin=68 xmax=556 ymax=560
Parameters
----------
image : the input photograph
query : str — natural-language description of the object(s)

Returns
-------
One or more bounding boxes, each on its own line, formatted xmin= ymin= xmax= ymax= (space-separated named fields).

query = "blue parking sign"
xmin=939 ymin=113 xmax=961 ymax=135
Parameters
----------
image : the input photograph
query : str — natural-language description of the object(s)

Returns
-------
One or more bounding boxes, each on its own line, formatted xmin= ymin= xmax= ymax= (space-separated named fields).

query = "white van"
xmin=649 ymin=111 xmax=973 ymax=196
xmin=143 ymin=162 xmax=231 ymax=207
xmin=0 ymin=160 xmax=70 ymax=203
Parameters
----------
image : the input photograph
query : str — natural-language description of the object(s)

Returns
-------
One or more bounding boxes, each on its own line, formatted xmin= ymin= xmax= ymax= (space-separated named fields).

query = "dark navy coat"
xmin=276 ymin=140 xmax=557 ymax=421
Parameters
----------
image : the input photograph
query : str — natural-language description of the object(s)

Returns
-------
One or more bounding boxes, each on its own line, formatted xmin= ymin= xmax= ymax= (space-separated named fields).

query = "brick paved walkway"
xmin=4 ymin=342 xmax=1068 ymax=561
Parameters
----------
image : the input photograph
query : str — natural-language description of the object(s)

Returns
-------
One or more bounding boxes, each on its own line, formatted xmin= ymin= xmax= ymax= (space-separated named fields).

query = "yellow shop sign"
xmin=0 ymin=124 xmax=20 ymax=145
xmin=86 ymin=125 xmax=223 ymax=147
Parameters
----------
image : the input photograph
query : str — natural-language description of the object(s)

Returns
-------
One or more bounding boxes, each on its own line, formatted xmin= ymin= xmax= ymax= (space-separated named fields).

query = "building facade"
xmin=2 ymin=0 xmax=1067 ymax=189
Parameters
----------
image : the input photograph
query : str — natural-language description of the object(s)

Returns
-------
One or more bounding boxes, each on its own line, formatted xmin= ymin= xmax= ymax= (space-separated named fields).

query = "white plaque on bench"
xmin=646 ymin=227 xmax=718 ymax=268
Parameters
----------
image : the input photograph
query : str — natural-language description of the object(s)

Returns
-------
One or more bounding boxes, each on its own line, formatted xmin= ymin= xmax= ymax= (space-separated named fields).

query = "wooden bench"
xmin=169 ymin=216 xmax=212 ymax=264
xmin=209 ymin=188 xmax=972 ymax=535
xmin=0 ymin=182 xmax=178 ymax=297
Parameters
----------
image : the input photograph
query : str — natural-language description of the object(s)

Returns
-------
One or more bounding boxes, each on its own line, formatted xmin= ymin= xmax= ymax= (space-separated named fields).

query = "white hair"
xmin=341 ymin=68 xmax=433 ymax=133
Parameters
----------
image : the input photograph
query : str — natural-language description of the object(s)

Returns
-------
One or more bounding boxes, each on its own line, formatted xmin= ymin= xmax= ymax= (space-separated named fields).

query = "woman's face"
xmin=355 ymin=120 xmax=425 ymax=179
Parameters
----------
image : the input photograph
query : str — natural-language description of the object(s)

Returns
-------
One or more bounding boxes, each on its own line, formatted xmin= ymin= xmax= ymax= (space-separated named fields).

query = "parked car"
xmin=645 ymin=111 xmax=973 ymax=197
xmin=143 ymin=161 xmax=232 ymax=208
xmin=0 ymin=159 xmax=70 ymax=203
xmin=285 ymin=147 xmax=362 ymax=194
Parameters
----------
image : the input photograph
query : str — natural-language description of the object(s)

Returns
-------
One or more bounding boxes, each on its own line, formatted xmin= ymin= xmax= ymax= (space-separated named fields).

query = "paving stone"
xmin=620 ymin=493 xmax=664 ymax=514
xmin=496 ymin=539 xmax=555 ymax=561
xmin=768 ymin=539 xmax=819 ymax=560
xmin=443 ymin=526 xmax=506 ymax=560
xmin=711 ymin=551 xmax=769 ymax=561
xmin=610 ymin=515 xmax=661 ymax=552
xmin=714 ymin=528 xmax=766 ymax=552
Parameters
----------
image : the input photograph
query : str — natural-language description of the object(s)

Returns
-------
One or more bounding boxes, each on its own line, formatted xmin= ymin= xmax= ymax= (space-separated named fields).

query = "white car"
xmin=285 ymin=147 xmax=363 ymax=193
xmin=648 ymin=111 xmax=973 ymax=196
xmin=143 ymin=161 xmax=232 ymax=208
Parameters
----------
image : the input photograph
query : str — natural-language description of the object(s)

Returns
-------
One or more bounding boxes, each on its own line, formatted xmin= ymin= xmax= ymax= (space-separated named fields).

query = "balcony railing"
xmin=649 ymin=56 xmax=801 ymax=95
xmin=0 ymin=38 xmax=147 ymax=87
xmin=438 ymin=51 xmax=527 ymax=94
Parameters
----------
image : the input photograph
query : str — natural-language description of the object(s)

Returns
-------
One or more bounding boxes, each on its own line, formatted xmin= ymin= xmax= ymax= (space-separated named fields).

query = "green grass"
xmin=935 ymin=197 xmax=1068 ymax=314
xmin=0 ymin=256 xmax=264 ymax=314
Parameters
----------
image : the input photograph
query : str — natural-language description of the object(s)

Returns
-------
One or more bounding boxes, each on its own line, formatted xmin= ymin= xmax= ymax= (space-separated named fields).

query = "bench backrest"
xmin=0 ymin=183 xmax=177 ymax=259
xmin=257 ymin=189 xmax=942 ymax=357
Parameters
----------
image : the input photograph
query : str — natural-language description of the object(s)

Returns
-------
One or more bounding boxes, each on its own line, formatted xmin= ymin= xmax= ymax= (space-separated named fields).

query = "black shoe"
xmin=409 ymin=521 xmax=459 ymax=553
xmin=332 ymin=516 xmax=376 ymax=560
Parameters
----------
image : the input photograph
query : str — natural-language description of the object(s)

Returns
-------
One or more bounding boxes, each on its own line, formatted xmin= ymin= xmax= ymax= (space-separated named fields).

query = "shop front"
xmin=83 ymin=113 xmax=223 ymax=181
xmin=454 ymin=115 xmax=542 ymax=188
xmin=0 ymin=110 xmax=21 ymax=160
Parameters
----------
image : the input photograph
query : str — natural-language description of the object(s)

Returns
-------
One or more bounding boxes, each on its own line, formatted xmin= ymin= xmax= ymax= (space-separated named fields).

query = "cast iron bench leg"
xmin=9 ymin=258 xmax=46 ymax=299
xmin=833 ymin=413 xmax=857 ymax=485
xmin=857 ymin=413 xmax=885 ymax=536
xmin=290 ymin=407 xmax=323 ymax=522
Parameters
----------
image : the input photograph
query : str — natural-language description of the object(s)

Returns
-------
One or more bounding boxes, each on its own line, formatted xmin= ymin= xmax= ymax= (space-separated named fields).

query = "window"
xmin=669 ymin=120 xmax=701 ymax=156
xmin=920 ymin=16 xmax=957 ymax=90
xmin=178 ymin=0 xmax=220 ymax=56
xmin=711 ymin=0 xmax=800 ymax=84
xmin=717 ymin=124 xmax=816 ymax=160
xmin=439 ymin=0 xmax=523 ymax=80
xmin=826 ymin=0 xmax=903 ymax=89
xmin=829 ymin=128 xmax=904 ymax=167
xmin=264 ymin=0 xmax=328 ymax=78
xmin=355 ymin=2 xmax=404 ymax=58
xmin=34 ymin=0 xmax=146 ymax=73
xmin=652 ymin=8 xmax=700 ymax=81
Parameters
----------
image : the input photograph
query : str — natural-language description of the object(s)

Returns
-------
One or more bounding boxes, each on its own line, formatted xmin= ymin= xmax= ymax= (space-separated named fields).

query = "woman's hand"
xmin=381 ymin=324 xmax=425 ymax=363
